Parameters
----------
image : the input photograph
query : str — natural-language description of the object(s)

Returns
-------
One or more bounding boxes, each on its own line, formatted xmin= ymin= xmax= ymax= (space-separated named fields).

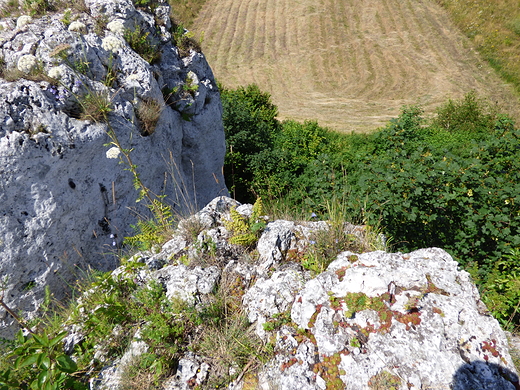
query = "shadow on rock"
xmin=453 ymin=360 xmax=520 ymax=390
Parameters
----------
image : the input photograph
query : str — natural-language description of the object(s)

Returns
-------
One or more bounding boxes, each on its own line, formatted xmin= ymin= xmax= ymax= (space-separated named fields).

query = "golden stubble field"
xmin=192 ymin=0 xmax=520 ymax=133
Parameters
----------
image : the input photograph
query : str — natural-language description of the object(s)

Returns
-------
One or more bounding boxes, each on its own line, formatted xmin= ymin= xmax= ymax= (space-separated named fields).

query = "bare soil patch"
xmin=192 ymin=0 xmax=520 ymax=132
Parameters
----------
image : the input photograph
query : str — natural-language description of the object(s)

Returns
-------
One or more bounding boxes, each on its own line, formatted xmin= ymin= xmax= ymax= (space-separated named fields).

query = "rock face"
xmin=256 ymin=248 xmax=519 ymax=389
xmin=79 ymin=197 xmax=518 ymax=390
xmin=0 ymin=1 xmax=227 ymax=337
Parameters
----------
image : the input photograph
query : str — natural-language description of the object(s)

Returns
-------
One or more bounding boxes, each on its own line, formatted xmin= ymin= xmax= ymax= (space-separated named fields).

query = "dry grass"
xmin=191 ymin=0 xmax=520 ymax=133
xmin=169 ymin=0 xmax=208 ymax=27
xmin=136 ymin=98 xmax=164 ymax=136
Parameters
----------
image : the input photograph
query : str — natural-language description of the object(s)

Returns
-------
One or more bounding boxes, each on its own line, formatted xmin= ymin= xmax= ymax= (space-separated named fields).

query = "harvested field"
xmin=192 ymin=0 xmax=520 ymax=132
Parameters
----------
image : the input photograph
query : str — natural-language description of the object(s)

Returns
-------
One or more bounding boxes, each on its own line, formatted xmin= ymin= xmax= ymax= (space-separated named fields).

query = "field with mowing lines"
xmin=192 ymin=0 xmax=520 ymax=132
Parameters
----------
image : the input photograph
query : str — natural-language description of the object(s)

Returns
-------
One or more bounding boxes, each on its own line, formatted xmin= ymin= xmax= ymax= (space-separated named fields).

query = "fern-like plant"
xmin=224 ymin=198 xmax=266 ymax=247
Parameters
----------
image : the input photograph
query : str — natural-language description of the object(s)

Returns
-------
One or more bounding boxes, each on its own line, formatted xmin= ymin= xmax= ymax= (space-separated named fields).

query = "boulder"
xmin=255 ymin=248 xmax=519 ymax=389
xmin=0 ymin=1 xmax=227 ymax=337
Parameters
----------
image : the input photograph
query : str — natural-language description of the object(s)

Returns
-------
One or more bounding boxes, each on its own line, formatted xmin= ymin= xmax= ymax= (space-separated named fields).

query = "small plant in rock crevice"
xmin=182 ymin=72 xmax=199 ymax=97
xmin=223 ymin=198 xmax=266 ymax=248
xmin=135 ymin=98 xmax=164 ymax=136
xmin=368 ymin=370 xmax=401 ymax=390
xmin=123 ymin=24 xmax=161 ymax=64
xmin=60 ymin=9 xmax=73 ymax=27
xmin=77 ymin=89 xmax=113 ymax=123
xmin=171 ymin=23 xmax=201 ymax=57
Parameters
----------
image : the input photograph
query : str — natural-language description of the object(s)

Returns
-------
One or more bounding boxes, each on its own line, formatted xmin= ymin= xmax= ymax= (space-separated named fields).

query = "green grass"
xmin=436 ymin=0 xmax=520 ymax=94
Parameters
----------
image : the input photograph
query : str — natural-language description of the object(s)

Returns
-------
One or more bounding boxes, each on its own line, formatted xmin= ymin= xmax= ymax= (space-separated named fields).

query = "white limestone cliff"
xmin=0 ymin=0 xmax=227 ymax=337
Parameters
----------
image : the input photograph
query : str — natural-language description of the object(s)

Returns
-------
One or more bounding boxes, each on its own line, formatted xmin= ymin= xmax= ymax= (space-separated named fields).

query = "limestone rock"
xmin=257 ymin=248 xmax=519 ymax=390
xmin=73 ymin=198 xmax=518 ymax=390
xmin=162 ymin=353 xmax=210 ymax=390
xmin=0 ymin=1 xmax=227 ymax=337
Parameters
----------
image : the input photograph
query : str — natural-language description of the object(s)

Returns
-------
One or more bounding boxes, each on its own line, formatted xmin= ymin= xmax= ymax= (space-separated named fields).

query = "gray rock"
xmin=243 ymin=270 xmax=305 ymax=341
xmin=91 ymin=330 xmax=149 ymax=390
xmin=152 ymin=264 xmax=220 ymax=305
xmin=0 ymin=1 xmax=227 ymax=337
xmin=66 ymin=198 xmax=518 ymax=390
xmin=162 ymin=352 xmax=210 ymax=390
xmin=254 ymin=247 xmax=518 ymax=390
xmin=256 ymin=220 xmax=297 ymax=273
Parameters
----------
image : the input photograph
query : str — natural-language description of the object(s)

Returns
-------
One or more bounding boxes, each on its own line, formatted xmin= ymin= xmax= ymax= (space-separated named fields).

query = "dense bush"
xmin=220 ymin=84 xmax=279 ymax=202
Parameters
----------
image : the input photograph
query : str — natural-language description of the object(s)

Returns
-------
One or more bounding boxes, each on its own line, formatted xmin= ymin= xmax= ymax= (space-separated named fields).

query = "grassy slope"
xmin=435 ymin=0 xmax=520 ymax=93
xmin=189 ymin=0 xmax=520 ymax=133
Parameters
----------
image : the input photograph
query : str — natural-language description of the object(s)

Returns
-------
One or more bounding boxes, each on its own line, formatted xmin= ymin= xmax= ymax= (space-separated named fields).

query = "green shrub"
xmin=220 ymin=85 xmax=520 ymax=327
xmin=223 ymin=197 xmax=266 ymax=247
xmin=479 ymin=249 xmax=520 ymax=331
xmin=221 ymin=84 xmax=279 ymax=202
xmin=0 ymin=330 xmax=88 ymax=390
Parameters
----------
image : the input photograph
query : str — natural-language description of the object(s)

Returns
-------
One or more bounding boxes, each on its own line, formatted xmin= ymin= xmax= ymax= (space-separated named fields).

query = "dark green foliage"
xmin=221 ymin=84 xmax=279 ymax=201
xmin=0 ymin=330 xmax=88 ymax=390
xmin=432 ymin=91 xmax=494 ymax=132
xmin=479 ymin=249 xmax=520 ymax=328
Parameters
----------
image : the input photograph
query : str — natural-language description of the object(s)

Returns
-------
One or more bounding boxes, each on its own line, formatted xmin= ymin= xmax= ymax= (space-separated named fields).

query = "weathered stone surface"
xmin=90 ymin=329 xmax=149 ymax=390
xmin=257 ymin=248 xmax=519 ymax=390
xmin=162 ymin=353 xmax=210 ymax=390
xmin=42 ymin=197 xmax=520 ymax=389
xmin=0 ymin=1 xmax=227 ymax=337
xmin=243 ymin=269 xmax=305 ymax=341
xmin=153 ymin=264 xmax=220 ymax=305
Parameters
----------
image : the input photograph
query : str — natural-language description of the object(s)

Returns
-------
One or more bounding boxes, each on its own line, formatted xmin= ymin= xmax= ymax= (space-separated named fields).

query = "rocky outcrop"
xmin=255 ymin=248 xmax=518 ymax=389
xmin=0 ymin=0 xmax=227 ymax=337
xmin=77 ymin=197 xmax=518 ymax=390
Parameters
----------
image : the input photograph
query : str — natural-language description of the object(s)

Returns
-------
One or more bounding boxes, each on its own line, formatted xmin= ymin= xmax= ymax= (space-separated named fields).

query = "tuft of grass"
xmin=193 ymin=280 xmax=270 ymax=388
xmin=0 ymin=0 xmax=20 ymax=17
xmin=298 ymin=194 xmax=389 ymax=275
xmin=93 ymin=14 xmax=109 ymax=35
xmin=135 ymin=98 xmax=164 ymax=136
xmin=78 ymin=90 xmax=113 ymax=123
xmin=21 ymin=0 xmax=51 ymax=15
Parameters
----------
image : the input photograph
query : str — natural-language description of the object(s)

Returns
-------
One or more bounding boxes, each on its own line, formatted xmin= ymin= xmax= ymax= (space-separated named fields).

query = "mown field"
xmin=190 ymin=0 xmax=520 ymax=132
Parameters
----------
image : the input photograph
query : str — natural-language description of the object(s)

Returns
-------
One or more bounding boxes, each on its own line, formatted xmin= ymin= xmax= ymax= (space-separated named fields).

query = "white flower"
xmin=107 ymin=20 xmax=126 ymax=35
xmin=47 ymin=66 xmax=63 ymax=79
xmin=102 ymin=36 xmax=124 ymax=53
xmin=125 ymin=74 xmax=140 ymax=83
xmin=17 ymin=54 xmax=37 ymax=74
xmin=106 ymin=147 xmax=121 ymax=159
xmin=68 ymin=21 xmax=86 ymax=34
xmin=16 ymin=15 xmax=32 ymax=29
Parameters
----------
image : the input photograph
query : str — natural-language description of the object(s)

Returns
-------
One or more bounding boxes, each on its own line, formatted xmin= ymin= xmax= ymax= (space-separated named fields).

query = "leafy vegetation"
xmin=220 ymin=84 xmax=520 ymax=331
xmin=223 ymin=197 xmax=266 ymax=247
xmin=0 ymin=260 xmax=269 ymax=389
xmin=123 ymin=24 xmax=161 ymax=64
